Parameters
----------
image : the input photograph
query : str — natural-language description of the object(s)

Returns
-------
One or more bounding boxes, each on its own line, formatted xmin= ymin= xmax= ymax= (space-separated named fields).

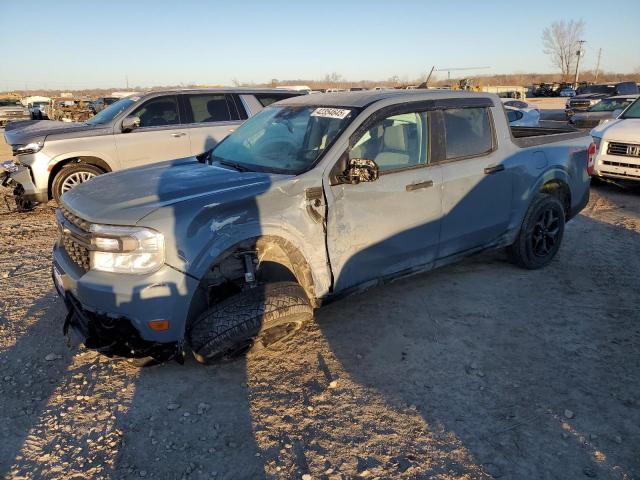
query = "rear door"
xmin=114 ymin=95 xmax=190 ymax=169
xmin=326 ymin=108 xmax=443 ymax=291
xmin=180 ymin=93 xmax=245 ymax=155
xmin=435 ymin=107 xmax=512 ymax=258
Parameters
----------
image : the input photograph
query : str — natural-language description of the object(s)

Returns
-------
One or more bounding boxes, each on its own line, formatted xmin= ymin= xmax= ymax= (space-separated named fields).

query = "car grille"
xmin=607 ymin=142 xmax=640 ymax=158
xmin=57 ymin=206 xmax=91 ymax=272
xmin=569 ymin=100 xmax=591 ymax=109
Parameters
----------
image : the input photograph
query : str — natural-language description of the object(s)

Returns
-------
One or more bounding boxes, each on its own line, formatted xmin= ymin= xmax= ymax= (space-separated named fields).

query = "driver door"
xmin=326 ymin=110 xmax=443 ymax=292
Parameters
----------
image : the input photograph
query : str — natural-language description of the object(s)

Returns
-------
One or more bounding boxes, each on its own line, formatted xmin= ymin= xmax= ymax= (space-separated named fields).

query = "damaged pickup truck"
xmin=52 ymin=90 xmax=594 ymax=363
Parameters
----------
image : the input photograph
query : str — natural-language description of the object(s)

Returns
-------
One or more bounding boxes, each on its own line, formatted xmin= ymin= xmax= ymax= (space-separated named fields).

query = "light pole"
xmin=573 ymin=40 xmax=586 ymax=89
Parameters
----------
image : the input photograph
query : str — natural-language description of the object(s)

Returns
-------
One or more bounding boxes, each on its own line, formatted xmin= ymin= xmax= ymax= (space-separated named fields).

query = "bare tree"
xmin=542 ymin=20 xmax=585 ymax=80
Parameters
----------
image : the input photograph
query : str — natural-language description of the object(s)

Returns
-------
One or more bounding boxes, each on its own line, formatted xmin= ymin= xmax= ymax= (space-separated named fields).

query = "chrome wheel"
xmin=60 ymin=170 xmax=96 ymax=193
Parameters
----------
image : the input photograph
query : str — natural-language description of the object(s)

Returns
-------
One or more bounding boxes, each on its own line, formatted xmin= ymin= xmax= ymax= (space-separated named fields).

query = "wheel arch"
xmin=186 ymin=235 xmax=318 ymax=328
xmin=48 ymin=156 xmax=112 ymax=199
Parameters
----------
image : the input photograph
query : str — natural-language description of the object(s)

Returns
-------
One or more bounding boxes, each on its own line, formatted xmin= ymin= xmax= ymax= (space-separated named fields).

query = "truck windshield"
xmin=620 ymin=99 xmax=640 ymax=119
xmin=211 ymin=105 xmax=357 ymax=174
xmin=85 ymin=97 xmax=135 ymax=125
xmin=0 ymin=99 xmax=21 ymax=107
xmin=588 ymin=98 xmax=633 ymax=112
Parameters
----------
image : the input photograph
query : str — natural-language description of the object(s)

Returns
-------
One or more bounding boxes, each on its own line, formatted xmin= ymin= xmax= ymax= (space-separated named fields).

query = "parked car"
xmin=0 ymin=98 xmax=31 ymax=126
xmin=504 ymin=105 xmax=540 ymax=127
xmin=2 ymin=88 xmax=304 ymax=206
xmin=559 ymin=87 xmax=576 ymax=97
xmin=93 ymin=97 xmax=119 ymax=113
xmin=590 ymin=97 xmax=640 ymax=182
xmin=51 ymin=90 xmax=594 ymax=363
xmin=28 ymin=100 xmax=50 ymax=120
xmin=565 ymin=82 xmax=639 ymax=118
xmin=569 ymin=95 xmax=638 ymax=129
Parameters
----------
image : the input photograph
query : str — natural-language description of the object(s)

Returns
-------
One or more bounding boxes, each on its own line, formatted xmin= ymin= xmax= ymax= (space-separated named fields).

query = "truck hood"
xmin=61 ymin=158 xmax=275 ymax=225
xmin=591 ymin=118 xmax=640 ymax=142
xmin=3 ymin=120 xmax=106 ymax=146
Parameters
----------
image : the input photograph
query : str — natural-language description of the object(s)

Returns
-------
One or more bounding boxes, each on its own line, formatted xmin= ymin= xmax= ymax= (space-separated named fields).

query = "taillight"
xmin=587 ymin=142 xmax=596 ymax=176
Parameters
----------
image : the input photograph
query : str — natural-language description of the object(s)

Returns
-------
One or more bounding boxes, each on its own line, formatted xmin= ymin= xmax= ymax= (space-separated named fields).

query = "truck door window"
xmin=350 ymin=112 xmax=427 ymax=173
xmin=185 ymin=94 xmax=233 ymax=123
xmin=442 ymin=107 xmax=493 ymax=159
xmin=132 ymin=96 xmax=180 ymax=128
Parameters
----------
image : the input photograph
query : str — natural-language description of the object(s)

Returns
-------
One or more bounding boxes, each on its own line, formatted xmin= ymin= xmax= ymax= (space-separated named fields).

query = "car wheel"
xmin=507 ymin=193 xmax=565 ymax=269
xmin=188 ymin=281 xmax=313 ymax=364
xmin=51 ymin=163 xmax=103 ymax=202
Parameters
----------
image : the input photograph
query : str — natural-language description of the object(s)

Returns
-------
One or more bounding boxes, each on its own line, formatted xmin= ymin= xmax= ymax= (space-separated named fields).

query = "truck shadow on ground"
xmin=307 ymin=212 xmax=639 ymax=478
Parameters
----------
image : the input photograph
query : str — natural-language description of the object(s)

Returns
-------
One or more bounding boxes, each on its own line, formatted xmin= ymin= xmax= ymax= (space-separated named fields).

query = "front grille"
xmin=607 ymin=142 xmax=640 ymax=158
xmin=57 ymin=207 xmax=91 ymax=272
xmin=570 ymin=100 xmax=591 ymax=109
xmin=603 ymin=160 xmax=640 ymax=169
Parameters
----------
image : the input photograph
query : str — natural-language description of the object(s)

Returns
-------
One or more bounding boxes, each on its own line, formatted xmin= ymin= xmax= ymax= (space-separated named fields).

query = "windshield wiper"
xmin=219 ymin=159 xmax=250 ymax=172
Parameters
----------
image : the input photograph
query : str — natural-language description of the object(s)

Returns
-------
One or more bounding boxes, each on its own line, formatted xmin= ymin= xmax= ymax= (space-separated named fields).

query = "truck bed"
xmin=511 ymin=125 xmax=588 ymax=148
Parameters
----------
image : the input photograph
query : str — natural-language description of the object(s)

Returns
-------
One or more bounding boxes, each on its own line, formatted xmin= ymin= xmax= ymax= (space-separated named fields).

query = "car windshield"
xmin=85 ymin=97 xmax=135 ymax=125
xmin=620 ymin=98 xmax=640 ymax=119
xmin=210 ymin=105 xmax=357 ymax=174
xmin=588 ymin=98 xmax=633 ymax=112
xmin=0 ymin=99 xmax=21 ymax=107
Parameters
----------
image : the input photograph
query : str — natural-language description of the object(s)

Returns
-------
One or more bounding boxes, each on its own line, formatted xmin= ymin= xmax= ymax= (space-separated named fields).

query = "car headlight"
xmin=589 ymin=99 xmax=601 ymax=106
xmin=13 ymin=141 xmax=44 ymax=156
xmin=89 ymin=224 xmax=165 ymax=274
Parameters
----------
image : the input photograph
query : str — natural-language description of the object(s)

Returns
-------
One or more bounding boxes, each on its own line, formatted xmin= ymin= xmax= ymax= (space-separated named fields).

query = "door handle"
xmin=406 ymin=180 xmax=434 ymax=192
xmin=171 ymin=132 xmax=186 ymax=138
xmin=484 ymin=164 xmax=504 ymax=175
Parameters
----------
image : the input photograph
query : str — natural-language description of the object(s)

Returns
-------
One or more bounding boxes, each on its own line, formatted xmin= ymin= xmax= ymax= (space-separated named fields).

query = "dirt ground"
xmin=0 ymin=122 xmax=639 ymax=480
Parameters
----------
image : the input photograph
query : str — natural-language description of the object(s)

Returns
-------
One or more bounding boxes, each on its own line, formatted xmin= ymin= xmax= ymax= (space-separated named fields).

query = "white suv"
xmin=3 ymin=88 xmax=304 ymax=204
xmin=590 ymin=97 xmax=640 ymax=182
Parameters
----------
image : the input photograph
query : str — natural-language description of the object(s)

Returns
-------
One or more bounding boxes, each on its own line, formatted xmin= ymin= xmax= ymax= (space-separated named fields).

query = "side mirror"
xmin=121 ymin=115 xmax=141 ymax=133
xmin=339 ymin=158 xmax=379 ymax=184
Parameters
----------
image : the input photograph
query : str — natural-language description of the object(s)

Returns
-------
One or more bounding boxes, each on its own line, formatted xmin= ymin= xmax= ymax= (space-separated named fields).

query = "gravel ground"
xmin=0 ymin=128 xmax=639 ymax=479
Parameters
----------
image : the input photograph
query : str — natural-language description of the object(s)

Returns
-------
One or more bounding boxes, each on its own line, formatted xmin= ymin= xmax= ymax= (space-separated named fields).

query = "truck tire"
xmin=188 ymin=281 xmax=313 ymax=364
xmin=52 ymin=163 xmax=103 ymax=202
xmin=507 ymin=193 xmax=565 ymax=269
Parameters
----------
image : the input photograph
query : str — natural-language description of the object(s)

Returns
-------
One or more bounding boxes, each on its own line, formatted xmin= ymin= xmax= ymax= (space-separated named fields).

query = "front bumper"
xmin=4 ymin=164 xmax=48 ymax=202
xmin=53 ymin=241 xmax=199 ymax=359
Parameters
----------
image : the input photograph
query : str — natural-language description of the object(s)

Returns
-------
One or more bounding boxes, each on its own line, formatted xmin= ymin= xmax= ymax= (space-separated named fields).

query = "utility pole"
xmin=126 ymin=75 xmax=129 ymax=89
xmin=594 ymin=48 xmax=602 ymax=82
xmin=573 ymin=40 xmax=586 ymax=89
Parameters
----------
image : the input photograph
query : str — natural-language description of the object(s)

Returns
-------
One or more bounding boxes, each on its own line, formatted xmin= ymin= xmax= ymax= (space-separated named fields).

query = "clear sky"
xmin=1 ymin=0 xmax=639 ymax=90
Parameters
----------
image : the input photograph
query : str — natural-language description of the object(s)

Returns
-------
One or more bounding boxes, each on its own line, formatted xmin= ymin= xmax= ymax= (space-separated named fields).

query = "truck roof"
xmin=134 ymin=87 xmax=305 ymax=99
xmin=276 ymin=89 xmax=496 ymax=108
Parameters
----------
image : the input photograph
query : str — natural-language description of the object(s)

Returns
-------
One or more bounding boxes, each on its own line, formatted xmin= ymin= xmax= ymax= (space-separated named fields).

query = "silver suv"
xmin=3 ymin=88 xmax=304 ymax=204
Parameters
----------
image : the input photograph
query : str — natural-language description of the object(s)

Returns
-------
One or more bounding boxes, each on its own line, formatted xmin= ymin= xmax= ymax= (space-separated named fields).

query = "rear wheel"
xmin=507 ymin=193 xmax=565 ymax=269
xmin=188 ymin=281 xmax=313 ymax=364
xmin=51 ymin=163 xmax=103 ymax=202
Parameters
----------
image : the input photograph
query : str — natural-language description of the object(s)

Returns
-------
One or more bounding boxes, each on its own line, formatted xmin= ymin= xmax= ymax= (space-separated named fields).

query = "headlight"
xmin=89 ymin=224 xmax=165 ymax=274
xmin=13 ymin=141 xmax=44 ymax=156
xmin=589 ymin=99 xmax=601 ymax=106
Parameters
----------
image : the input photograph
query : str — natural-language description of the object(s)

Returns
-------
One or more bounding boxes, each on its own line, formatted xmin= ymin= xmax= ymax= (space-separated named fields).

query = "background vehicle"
xmin=566 ymin=82 xmax=639 ymax=118
xmin=505 ymin=105 xmax=540 ymax=126
xmin=590 ymin=97 xmax=640 ymax=182
xmin=51 ymin=91 xmax=593 ymax=363
xmin=559 ymin=87 xmax=576 ymax=97
xmin=94 ymin=97 xmax=119 ymax=112
xmin=2 ymin=88 xmax=304 ymax=205
xmin=0 ymin=97 xmax=31 ymax=126
xmin=29 ymin=100 xmax=51 ymax=120
xmin=569 ymin=95 xmax=638 ymax=129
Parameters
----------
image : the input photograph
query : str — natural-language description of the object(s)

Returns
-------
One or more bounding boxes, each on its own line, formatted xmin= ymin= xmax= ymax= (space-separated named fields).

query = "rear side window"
xmin=186 ymin=94 xmax=235 ymax=123
xmin=443 ymin=108 xmax=493 ymax=159
xmin=254 ymin=93 xmax=301 ymax=107
xmin=132 ymin=96 xmax=180 ymax=128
